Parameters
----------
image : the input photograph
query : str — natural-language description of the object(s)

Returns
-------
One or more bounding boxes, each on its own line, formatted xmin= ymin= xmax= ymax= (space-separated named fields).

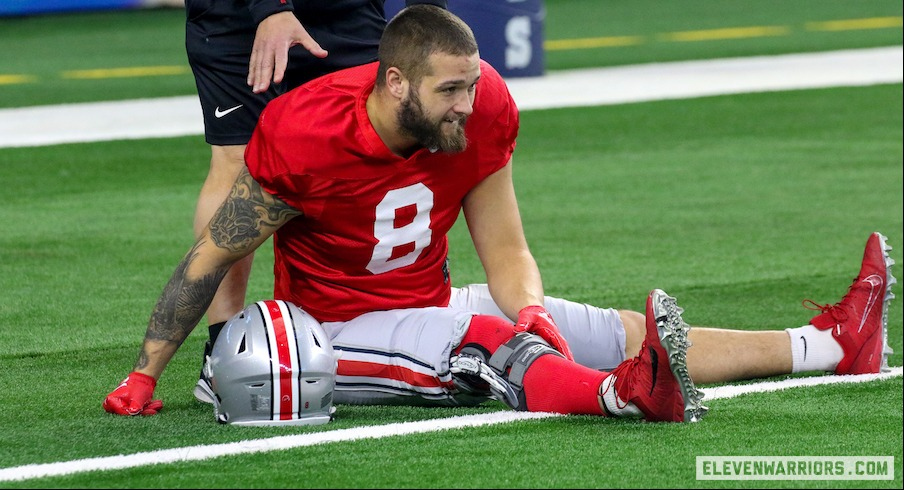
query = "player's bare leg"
xmin=450 ymin=284 xmax=793 ymax=382
xmin=622 ymin=232 xmax=896 ymax=383
xmin=621 ymin=312 xmax=791 ymax=384
xmin=194 ymin=144 xmax=254 ymax=324
xmin=193 ymin=144 xmax=253 ymax=404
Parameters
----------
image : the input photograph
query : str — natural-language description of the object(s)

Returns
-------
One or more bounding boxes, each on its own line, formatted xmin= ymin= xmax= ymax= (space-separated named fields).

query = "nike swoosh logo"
xmin=801 ymin=335 xmax=807 ymax=361
xmin=648 ymin=346 xmax=658 ymax=396
xmin=858 ymin=274 xmax=884 ymax=333
xmin=214 ymin=104 xmax=243 ymax=118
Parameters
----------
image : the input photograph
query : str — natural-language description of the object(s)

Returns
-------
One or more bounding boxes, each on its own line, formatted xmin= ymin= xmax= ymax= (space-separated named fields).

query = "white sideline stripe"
xmin=1 ymin=367 xmax=900 ymax=482
xmin=700 ymin=366 xmax=904 ymax=400
xmin=0 ymin=411 xmax=558 ymax=482
xmin=507 ymin=46 xmax=903 ymax=110
xmin=0 ymin=46 xmax=900 ymax=149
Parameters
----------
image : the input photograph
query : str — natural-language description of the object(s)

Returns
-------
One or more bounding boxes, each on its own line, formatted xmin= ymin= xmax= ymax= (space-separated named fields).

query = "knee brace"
xmin=451 ymin=332 xmax=564 ymax=410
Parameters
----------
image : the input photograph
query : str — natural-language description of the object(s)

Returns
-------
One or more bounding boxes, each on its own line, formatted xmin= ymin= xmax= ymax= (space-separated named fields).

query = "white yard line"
xmin=1 ymin=367 xmax=900 ymax=482
xmin=0 ymin=46 xmax=900 ymax=149
xmin=506 ymin=46 xmax=903 ymax=110
xmin=699 ymin=367 xmax=903 ymax=400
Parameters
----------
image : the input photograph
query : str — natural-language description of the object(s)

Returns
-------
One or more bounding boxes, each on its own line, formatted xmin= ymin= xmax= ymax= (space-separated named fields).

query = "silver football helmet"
xmin=208 ymin=300 xmax=337 ymax=426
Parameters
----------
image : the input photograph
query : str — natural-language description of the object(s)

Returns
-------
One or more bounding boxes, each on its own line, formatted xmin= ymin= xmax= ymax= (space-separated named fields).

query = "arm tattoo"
xmin=210 ymin=167 xmax=299 ymax=252
xmin=135 ymin=168 xmax=298 ymax=369
xmin=142 ymin=241 xmax=228 ymax=352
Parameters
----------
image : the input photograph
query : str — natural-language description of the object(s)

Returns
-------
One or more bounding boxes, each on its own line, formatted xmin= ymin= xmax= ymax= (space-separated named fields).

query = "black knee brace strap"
xmin=488 ymin=332 xmax=564 ymax=394
xmin=451 ymin=332 xmax=564 ymax=411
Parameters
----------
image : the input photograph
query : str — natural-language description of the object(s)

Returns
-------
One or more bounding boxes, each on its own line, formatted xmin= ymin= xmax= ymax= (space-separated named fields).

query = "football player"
xmin=104 ymin=5 xmax=894 ymax=423
xmin=186 ymin=0 xmax=447 ymax=394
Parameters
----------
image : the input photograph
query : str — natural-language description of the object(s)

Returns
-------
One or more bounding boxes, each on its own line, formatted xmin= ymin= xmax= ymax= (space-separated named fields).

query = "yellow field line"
xmin=806 ymin=16 xmax=903 ymax=32
xmin=61 ymin=66 xmax=189 ymax=79
xmin=543 ymin=16 xmax=901 ymax=52
xmin=1 ymin=16 xmax=901 ymax=85
xmin=0 ymin=74 xmax=37 ymax=85
xmin=545 ymin=35 xmax=643 ymax=50
xmin=545 ymin=25 xmax=791 ymax=51
xmin=660 ymin=25 xmax=791 ymax=42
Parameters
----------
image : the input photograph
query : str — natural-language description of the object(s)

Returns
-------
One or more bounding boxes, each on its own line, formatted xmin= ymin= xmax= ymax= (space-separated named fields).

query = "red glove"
xmin=514 ymin=305 xmax=575 ymax=361
xmin=103 ymin=372 xmax=164 ymax=416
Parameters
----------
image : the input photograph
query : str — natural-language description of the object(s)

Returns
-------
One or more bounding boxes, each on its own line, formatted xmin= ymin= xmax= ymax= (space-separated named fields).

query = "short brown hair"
xmin=376 ymin=5 xmax=479 ymax=87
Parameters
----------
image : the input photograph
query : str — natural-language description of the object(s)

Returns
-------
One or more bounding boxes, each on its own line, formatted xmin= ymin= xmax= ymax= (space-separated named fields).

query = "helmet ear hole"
xmin=209 ymin=299 xmax=337 ymax=426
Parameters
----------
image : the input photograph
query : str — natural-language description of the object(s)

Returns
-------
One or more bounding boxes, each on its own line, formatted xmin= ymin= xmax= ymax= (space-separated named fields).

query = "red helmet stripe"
xmin=261 ymin=300 xmax=296 ymax=421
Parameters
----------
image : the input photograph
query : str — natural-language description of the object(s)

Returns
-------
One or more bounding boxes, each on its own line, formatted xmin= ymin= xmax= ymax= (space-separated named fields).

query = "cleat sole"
xmin=876 ymin=233 xmax=896 ymax=373
xmin=194 ymin=378 xmax=216 ymax=405
xmin=651 ymin=289 xmax=709 ymax=423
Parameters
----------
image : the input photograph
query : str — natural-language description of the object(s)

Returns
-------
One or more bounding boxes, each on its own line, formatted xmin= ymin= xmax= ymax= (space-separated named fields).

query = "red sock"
xmin=457 ymin=315 xmax=608 ymax=415
xmin=522 ymin=355 xmax=607 ymax=415
xmin=456 ymin=315 xmax=517 ymax=356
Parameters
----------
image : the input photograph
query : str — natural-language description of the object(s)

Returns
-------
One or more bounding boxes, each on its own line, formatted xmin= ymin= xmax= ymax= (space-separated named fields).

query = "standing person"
xmin=104 ymin=5 xmax=894 ymax=421
xmin=185 ymin=0 xmax=446 ymax=403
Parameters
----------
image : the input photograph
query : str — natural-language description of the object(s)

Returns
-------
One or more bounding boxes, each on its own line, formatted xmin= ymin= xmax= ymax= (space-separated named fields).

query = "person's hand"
xmin=103 ymin=372 xmax=164 ymax=416
xmin=514 ymin=305 xmax=575 ymax=361
xmin=248 ymin=11 xmax=328 ymax=93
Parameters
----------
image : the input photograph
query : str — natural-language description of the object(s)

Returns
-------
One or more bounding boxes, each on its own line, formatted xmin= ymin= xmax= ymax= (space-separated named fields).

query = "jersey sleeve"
xmin=244 ymin=100 xmax=313 ymax=213
xmin=474 ymin=60 xmax=520 ymax=178
xmin=247 ymin=0 xmax=295 ymax=24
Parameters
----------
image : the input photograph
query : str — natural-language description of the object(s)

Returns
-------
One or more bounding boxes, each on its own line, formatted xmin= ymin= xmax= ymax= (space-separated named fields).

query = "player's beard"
xmin=398 ymin=88 xmax=468 ymax=153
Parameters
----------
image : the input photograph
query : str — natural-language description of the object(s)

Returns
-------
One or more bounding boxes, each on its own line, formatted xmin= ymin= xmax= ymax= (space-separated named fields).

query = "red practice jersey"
xmin=245 ymin=60 xmax=519 ymax=322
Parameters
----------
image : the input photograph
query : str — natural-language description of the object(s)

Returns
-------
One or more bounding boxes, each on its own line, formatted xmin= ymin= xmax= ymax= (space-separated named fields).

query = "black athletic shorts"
xmin=185 ymin=0 xmax=388 ymax=145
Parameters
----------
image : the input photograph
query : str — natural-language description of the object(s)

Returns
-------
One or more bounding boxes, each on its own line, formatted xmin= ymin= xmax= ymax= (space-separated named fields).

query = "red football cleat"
xmin=806 ymin=232 xmax=896 ymax=374
xmin=600 ymin=289 xmax=707 ymax=422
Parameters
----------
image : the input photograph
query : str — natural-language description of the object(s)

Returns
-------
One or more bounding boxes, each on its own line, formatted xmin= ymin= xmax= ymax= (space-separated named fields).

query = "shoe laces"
xmin=601 ymin=344 xmax=646 ymax=410
xmin=802 ymin=298 xmax=851 ymax=323
xmin=802 ymin=274 xmax=867 ymax=323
